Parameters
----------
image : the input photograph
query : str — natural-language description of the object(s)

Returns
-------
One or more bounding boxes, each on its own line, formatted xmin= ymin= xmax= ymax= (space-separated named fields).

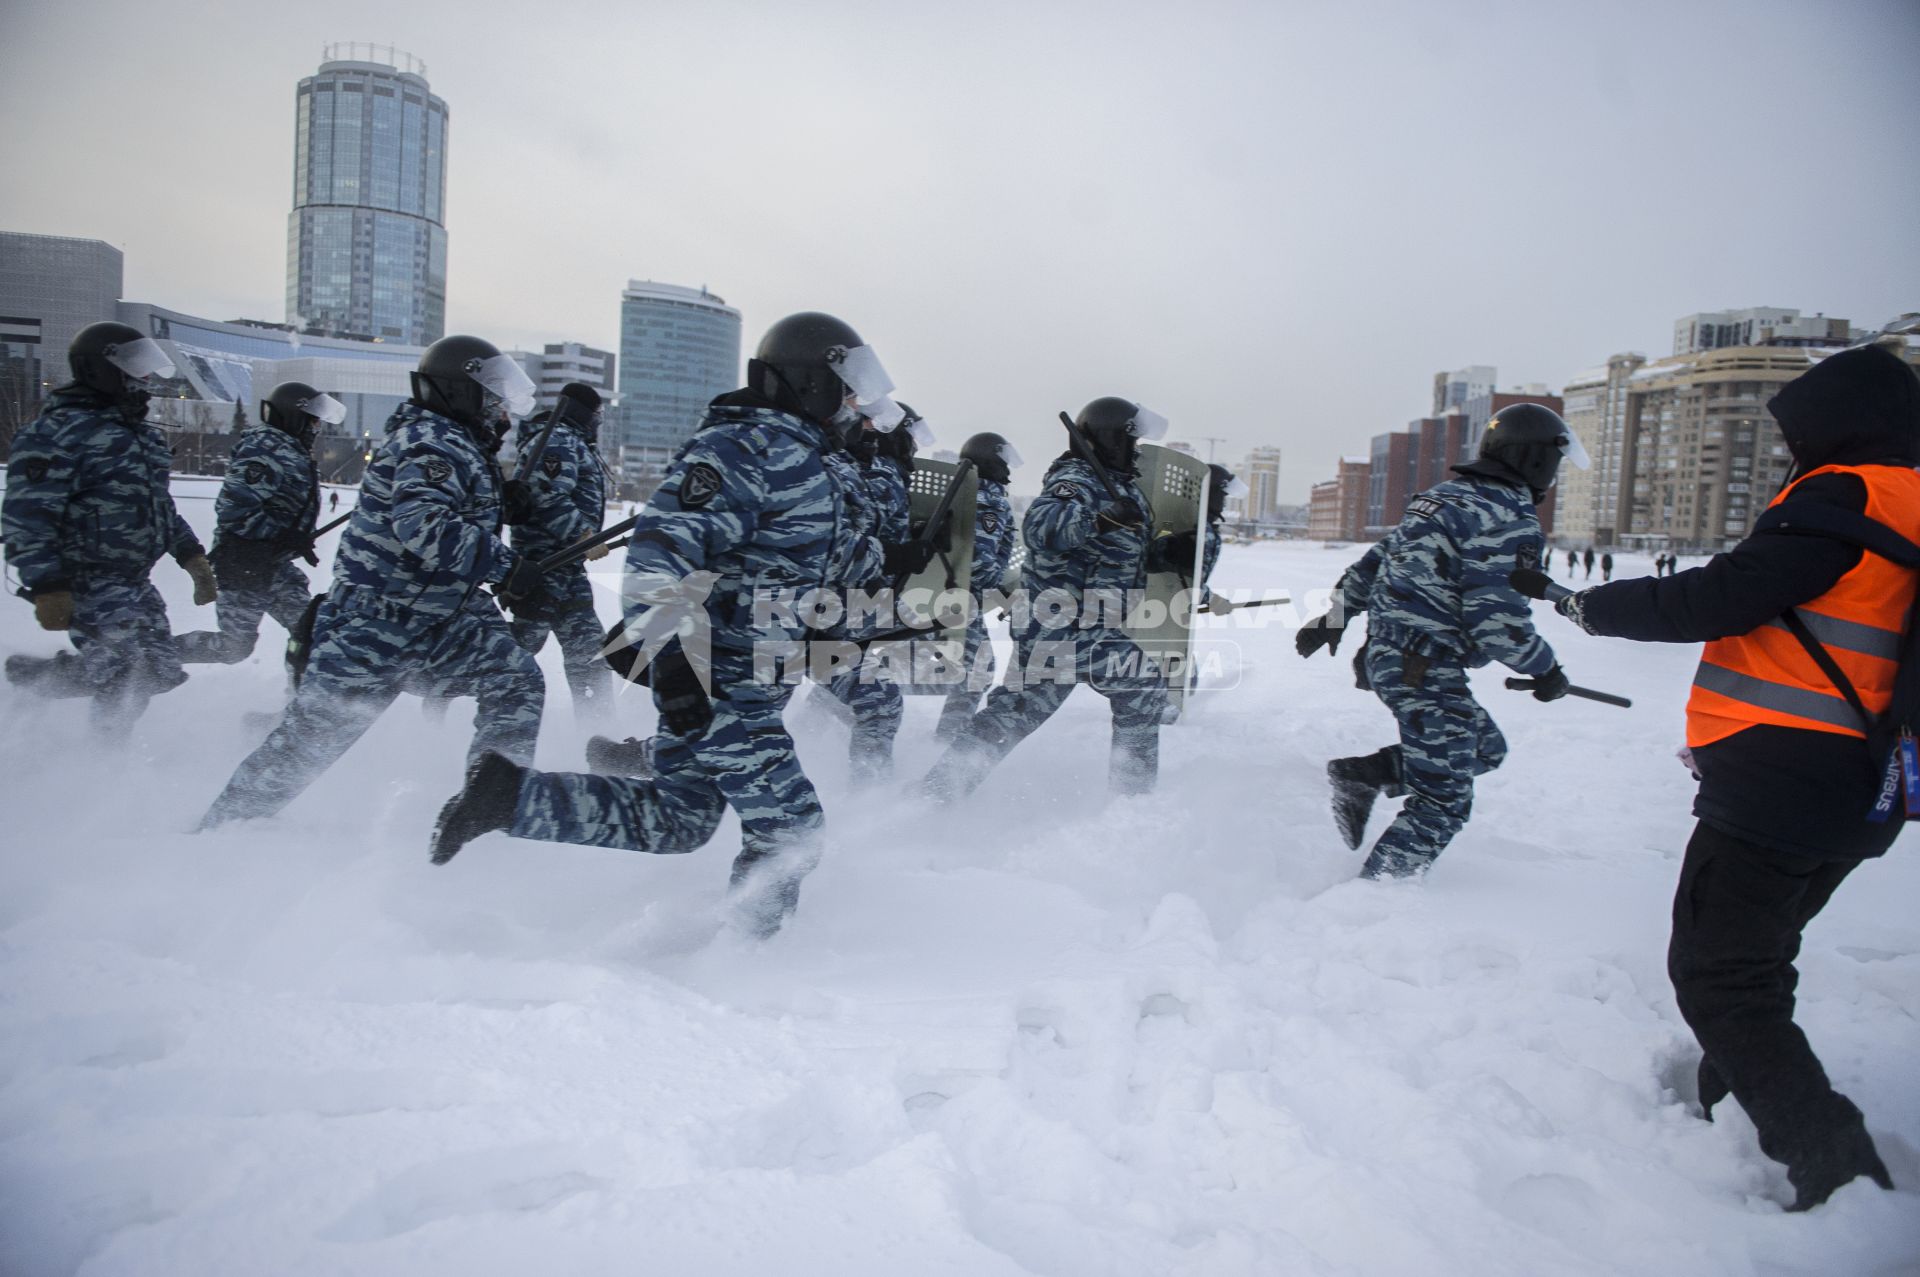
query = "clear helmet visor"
xmin=106 ymin=337 xmax=176 ymax=383
xmin=863 ymin=396 xmax=906 ymax=433
xmin=303 ymin=392 xmax=348 ymax=426
xmin=1131 ymin=405 xmax=1170 ymax=441
xmin=999 ymin=442 xmax=1024 ymax=469
xmin=471 ymin=354 xmax=538 ymax=418
xmin=907 ymin=417 xmax=936 ymax=450
xmin=828 ymin=344 xmax=895 ymax=406
xmin=1560 ymin=424 xmax=1592 ymax=470
xmin=1225 ymin=476 xmax=1250 ymax=499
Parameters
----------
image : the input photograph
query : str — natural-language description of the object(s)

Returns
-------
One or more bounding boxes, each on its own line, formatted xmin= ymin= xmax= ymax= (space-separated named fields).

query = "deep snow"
xmin=1 ymin=478 xmax=1916 ymax=1276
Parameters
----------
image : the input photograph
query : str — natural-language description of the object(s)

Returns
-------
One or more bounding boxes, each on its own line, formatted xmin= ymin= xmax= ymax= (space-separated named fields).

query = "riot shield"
xmin=895 ymin=457 xmax=978 ymax=691
xmin=1126 ymin=443 xmax=1209 ymax=716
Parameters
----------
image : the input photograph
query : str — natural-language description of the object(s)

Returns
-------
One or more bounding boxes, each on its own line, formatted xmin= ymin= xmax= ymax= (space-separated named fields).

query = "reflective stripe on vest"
xmin=1686 ymin=462 xmax=1920 ymax=748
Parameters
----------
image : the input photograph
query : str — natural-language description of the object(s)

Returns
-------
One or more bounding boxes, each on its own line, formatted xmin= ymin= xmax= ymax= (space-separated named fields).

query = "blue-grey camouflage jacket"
xmin=1337 ymin=474 xmax=1554 ymax=675
xmin=1021 ymin=455 xmax=1176 ymax=629
xmin=971 ymin=476 xmax=1015 ymax=593
xmin=625 ymin=395 xmax=861 ymax=656
xmin=328 ymin=401 xmax=516 ymax=622
xmin=3 ymin=386 xmax=204 ymax=594
xmin=508 ymin=413 xmax=607 ymax=564
xmin=861 ymin=455 xmax=912 ymax=543
xmin=822 ymin=450 xmax=886 ymax=589
xmin=214 ymin=424 xmax=319 ymax=551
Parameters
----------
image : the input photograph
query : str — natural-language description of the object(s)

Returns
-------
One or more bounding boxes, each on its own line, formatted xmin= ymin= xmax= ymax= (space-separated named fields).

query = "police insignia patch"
xmin=244 ymin=462 xmax=269 ymax=485
xmin=1049 ymin=483 xmax=1079 ymax=500
xmin=1518 ymin=542 xmax=1540 ymax=570
xmin=542 ymin=454 xmax=564 ymax=478
xmin=1405 ymin=494 xmax=1446 ymax=520
xmin=21 ymin=458 xmax=48 ymax=483
xmin=421 ymin=458 xmax=452 ymax=485
xmin=679 ymin=462 xmax=723 ymax=508
xmin=979 ymin=513 xmax=999 ymax=533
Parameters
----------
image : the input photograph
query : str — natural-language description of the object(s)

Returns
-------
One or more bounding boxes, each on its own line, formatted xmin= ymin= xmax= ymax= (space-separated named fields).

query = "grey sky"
xmin=3 ymin=0 xmax=1915 ymax=498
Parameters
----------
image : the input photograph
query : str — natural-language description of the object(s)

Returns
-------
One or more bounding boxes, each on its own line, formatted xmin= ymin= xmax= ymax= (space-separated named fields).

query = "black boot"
xmin=586 ymin=734 xmax=654 ymax=777
xmin=430 ymin=752 xmax=525 ymax=865
xmin=1786 ymin=1111 xmax=1894 ymax=1211
xmin=1698 ymin=1055 xmax=1731 ymax=1121
xmin=6 ymin=651 xmax=93 ymax=698
xmin=1328 ymin=747 xmax=1402 ymax=850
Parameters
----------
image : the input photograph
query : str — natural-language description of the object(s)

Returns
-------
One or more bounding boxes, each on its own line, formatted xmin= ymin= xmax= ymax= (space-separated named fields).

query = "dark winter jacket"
xmin=1573 ymin=344 xmax=1920 ymax=860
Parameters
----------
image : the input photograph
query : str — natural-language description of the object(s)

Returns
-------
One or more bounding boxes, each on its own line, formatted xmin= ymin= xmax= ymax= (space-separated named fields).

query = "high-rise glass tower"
xmin=287 ymin=45 xmax=447 ymax=344
xmin=616 ymin=281 xmax=742 ymax=489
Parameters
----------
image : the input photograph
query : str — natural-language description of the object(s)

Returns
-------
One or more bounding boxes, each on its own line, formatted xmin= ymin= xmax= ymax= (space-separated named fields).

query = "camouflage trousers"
xmin=202 ymin=590 xmax=544 ymax=824
xmin=17 ymin=573 xmax=188 ymax=733
xmin=1360 ymin=642 xmax=1509 ymax=876
xmin=508 ymin=569 xmax=611 ymax=722
xmin=936 ymin=609 xmax=999 ymax=739
xmin=922 ymin=625 xmax=1166 ymax=800
xmin=827 ymin=647 xmax=904 ymax=783
xmin=511 ymin=649 xmax=825 ymax=936
xmin=175 ymin=560 xmax=310 ymax=664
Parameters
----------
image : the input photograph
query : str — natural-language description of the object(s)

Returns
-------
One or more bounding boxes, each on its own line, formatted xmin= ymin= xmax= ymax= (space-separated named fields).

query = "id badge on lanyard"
xmin=1871 ymin=732 xmax=1920 ymax=823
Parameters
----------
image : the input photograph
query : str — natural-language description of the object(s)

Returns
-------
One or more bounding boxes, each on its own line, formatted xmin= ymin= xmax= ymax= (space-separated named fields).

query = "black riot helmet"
xmin=875 ymin=402 xmax=921 ymax=470
xmin=410 ymin=335 xmax=536 ymax=433
xmin=1207 ymin=464 xmax=1245 ymax=522
xmin=748 ymin=312 xmax=890 ymax=431
xmin=261 ymin=381 xmax=346 ymax=448
xmin=1459 ymin=402 xmax=1587 ymax=503
xmin=68 ymin=320 xmax=176 ymax=410
xmin=555 ymin=382 xmax=604 ymax=443
xmin=960 ymin=431 xmax=1019 ymax=486
xmin=1074 ymin=396 xmax=1169 ymax=475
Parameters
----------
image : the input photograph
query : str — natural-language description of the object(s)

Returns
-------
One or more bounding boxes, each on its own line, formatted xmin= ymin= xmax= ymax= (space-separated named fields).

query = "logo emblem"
xmin=21 ymin=458 xmax=49 ymax=483
xmin=541 ymin=454 xmax=564 ymax=479
xmin=979 ymin=513 xmax=999 ymax=534
xmin=244 ymin=462 xmax=269 ymax=486
xmin=1049 ymin=482 xmax=1079 ymax=500
xmin=679 ymin=462 xmax=724 ymax=508
xmin=421 ymin=458 xmax=452 ymax=485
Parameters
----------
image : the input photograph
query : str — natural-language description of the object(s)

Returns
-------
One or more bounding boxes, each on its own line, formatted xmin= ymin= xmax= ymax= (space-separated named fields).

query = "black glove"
xmin=909 ymin=511 xmax=954 ymax=554
xmin=501 ymin=479 xmax=537 ymax=527
xmin=495 ymin=555 xmax=550 ymax=619
xmin=882 ymin=539 xmax=938 ymax=578
xmin=1530 ymin=663 xmax=1571 ymax=702
xmin=652 ymin=645 xmax=714 ymax=736
xmin=1295 ymin=612 xmax=1343 ymax=658
xmin=1096 ymin=498 xmax=1143 ymax=531
xmin=1158 ymin=530 xmax=1198 ymax=567
xmin=211 ymin=537 xmax=280 ymax=592
xmin=1509 ymin=568 xmax=1553 ymax=600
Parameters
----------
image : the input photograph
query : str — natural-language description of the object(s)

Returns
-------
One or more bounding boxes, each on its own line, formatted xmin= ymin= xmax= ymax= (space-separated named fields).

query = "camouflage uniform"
xmin=923 ymin=455 xmax=1171 ymax=799
xmin=176 ymin=423 xmax=319 ymax=664
xmin=826 ymin=451 xmax=911 ymax=780
xmin=505 ymin=411 xmax=612 ymax=720
xmin=503 ymin=394 xmax=861 ymax=935
xmin=2 ymin=386 xmax=205 ymax=730
xmin=201 ymin=401 xmax=543 ymax=824
xmin=937 ymin=474 xmax=1017 ymax=738
xmin=1337 ymin=474 xmax=1554 ymax=875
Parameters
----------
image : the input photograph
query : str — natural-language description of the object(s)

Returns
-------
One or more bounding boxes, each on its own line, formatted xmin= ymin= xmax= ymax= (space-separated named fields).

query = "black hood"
xmin=1450 ymin=457 xmax=1534 ymax=497
xmin=1767 ymin=344 xmax=1920 ymax=472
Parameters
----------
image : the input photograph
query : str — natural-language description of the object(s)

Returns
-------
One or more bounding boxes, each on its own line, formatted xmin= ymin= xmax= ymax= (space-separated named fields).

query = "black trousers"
xmin=1669 ymin=822 xmax=1888 ymax=1201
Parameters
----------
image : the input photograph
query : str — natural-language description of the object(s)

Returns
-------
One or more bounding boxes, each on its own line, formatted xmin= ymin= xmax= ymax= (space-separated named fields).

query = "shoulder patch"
xmin=1404 ymin=493 xmax=1447 ymax=520
xmin=1048 ymin=482 xmax=1081 ymax=500
xmin=978 ymin=512 xmax=1000 ymax=534
xmin=244 ymin=462 xmax=270 ymax=486
xmin=1517 ymin=542 xmax=1540 ymax=570
xmin=421 ymin=458 xmax=453 ymax=485
xmin=541 ymin=453 xmax=564 ymax=479
xmin=20 ymin=457 xmax=48 ymax=483
xmin=680 ymin=461 xmax=724 ymax=508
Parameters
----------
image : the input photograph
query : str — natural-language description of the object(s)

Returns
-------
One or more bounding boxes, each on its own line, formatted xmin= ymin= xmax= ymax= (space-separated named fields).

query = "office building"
xmin=1556 ymin=353 xmax=1644 ymax=546
xmin=0 ymin=232 xmax=124 ymax=438
xmin=1308 ymin=456 xmax=1370 ymax=542
xmin=1673 ymin=307 xmax=1852 ymax=356
xmin=616 ymin=280 xmax=741 ymax=493
xmin=1432 ymin=365 xmax=1496 ymax=417
xmin=287 ymin=45 xmax=449 ymax=344
xmin=506 ymin=341 xmax=618 ymax=415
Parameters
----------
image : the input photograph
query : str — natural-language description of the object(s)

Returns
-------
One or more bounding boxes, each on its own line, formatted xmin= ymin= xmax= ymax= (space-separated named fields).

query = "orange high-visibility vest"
xmin=1687 ymin=463 xmax=1920 ymax=748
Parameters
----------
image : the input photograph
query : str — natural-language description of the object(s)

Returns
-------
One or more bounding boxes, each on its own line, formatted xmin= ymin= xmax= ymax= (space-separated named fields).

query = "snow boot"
xmin=1110 ymin=722 xmax=1160 ymax=796
xmin=586 ymin=734 xmax=654 ymax=777
xmin=430 ymin=752 xmax=524 ymax=865
xmin=6 ymin=651 xmax=93 ymax=698
xmin=1328 ymin=746 xmax=1403 ymax=850
xmin=1359 ymin=844 xmax=1432 ymax=880
xmin=1786 ymin=1114 xmax=1894 ymax=1211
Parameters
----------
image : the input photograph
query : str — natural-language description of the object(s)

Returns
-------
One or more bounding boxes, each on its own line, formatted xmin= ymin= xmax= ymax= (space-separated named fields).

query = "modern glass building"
xmin=616 ymin=281 xmax=741 ymax=492
xmin=286 ymin=45 xmax=447 ymax=345
xmin=0 ymin=232 xmax=124 ymax=436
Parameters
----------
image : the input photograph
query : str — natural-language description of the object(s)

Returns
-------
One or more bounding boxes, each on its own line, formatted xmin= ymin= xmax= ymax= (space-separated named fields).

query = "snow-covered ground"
xmin=2 ymin=481 xmax=1916 ymax=1276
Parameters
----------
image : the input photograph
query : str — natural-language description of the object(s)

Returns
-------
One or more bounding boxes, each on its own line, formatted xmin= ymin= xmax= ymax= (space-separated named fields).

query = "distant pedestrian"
xmin=1601 ymin=551 xmax=1614 ymax=582
xmin=330 ymin=490 xmax=339 ymax=512
xmin=1566 ymin=548 xmax=1578 ymax=574
xmin=1583 ymin=547 xmax=1595 ymax=579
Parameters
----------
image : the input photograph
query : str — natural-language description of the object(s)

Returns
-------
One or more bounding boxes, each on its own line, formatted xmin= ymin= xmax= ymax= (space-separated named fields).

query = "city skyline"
xmin=2 ymin=0 xmax=1915 ymax=500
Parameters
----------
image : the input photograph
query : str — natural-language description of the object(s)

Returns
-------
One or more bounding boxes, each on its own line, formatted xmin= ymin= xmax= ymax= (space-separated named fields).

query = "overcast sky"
xmin=3 ymin=0 xmax=1916 ymax=498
